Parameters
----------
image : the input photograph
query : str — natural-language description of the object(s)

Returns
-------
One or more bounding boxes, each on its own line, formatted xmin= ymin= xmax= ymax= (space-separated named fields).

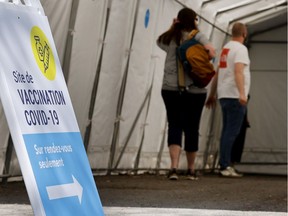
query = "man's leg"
xmin=219 ymin=99 xmax=246 ymax=170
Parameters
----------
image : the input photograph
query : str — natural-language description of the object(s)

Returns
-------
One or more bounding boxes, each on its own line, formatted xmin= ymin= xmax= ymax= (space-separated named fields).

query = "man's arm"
xmin=205 ymin=70 xmax=218 ymax=109
xmin=234 ymin=62 xmax=247 ymax=105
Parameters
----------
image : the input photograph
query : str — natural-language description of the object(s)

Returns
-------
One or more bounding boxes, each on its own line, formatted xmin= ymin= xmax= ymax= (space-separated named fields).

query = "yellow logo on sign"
xmin=31 ymin=26 xmax=56 ymax=80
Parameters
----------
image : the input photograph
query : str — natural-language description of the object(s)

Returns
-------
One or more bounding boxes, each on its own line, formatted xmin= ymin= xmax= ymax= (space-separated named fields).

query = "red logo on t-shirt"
xmin=219 ymin=48 xmax=230 ymax=68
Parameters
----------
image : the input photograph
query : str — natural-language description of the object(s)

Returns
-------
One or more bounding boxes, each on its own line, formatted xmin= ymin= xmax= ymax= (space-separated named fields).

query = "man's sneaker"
xmin=168 ymin=169 xmax=178 ymax=180
xmin=186 ymin=169 xmax=198 ymax=180
xmin=220 ymin=166 xmax=243 ymax=178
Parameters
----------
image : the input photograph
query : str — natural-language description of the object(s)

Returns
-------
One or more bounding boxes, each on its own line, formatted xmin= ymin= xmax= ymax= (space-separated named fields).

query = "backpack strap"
xmin=176 ymin=30 xmax=199 ymax=91
xmin=177 ymin=58 xmax=186 ymax=91
xmin=188 ymin=29 xmax=199 ymax=39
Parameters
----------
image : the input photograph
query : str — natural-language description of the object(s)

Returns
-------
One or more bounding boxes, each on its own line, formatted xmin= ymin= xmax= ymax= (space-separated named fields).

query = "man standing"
xmin=206 ymin=22 xmax=250 ymax=177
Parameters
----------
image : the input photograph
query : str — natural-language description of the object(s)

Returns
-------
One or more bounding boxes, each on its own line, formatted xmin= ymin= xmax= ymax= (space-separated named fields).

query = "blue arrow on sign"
xmin=46 ymin=175 xmax=83 ymax=204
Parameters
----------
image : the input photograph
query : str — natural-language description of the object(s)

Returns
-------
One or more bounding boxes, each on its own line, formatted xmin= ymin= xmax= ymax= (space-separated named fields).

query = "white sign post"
xmin=0 ymin=4 xmax=104 ymax=216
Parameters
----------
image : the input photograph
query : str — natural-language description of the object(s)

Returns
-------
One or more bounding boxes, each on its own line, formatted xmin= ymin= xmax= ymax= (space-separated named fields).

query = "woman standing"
xmin=157 ymin=8 xmax=215 ymax=180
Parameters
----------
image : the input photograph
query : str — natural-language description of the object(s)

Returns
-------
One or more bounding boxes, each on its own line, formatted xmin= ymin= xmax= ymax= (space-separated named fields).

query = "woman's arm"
xmin=195 ymin=32 xmax=216 ymax=59
xmin=204 ymin=43 xmax=216 ymax=59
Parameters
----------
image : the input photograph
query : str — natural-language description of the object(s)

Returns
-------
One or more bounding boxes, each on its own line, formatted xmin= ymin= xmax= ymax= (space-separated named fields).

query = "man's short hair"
xmin=232 ymin=22 xmax=247 ymax=37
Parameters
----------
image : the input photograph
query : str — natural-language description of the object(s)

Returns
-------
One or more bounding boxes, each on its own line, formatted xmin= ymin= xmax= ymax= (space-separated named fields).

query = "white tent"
xmin=0 ymin=0 xmax=287 ymax=180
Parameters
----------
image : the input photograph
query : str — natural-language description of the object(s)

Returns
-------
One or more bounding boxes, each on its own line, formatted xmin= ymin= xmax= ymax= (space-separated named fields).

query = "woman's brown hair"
xmin=157 ymin=8 xmax=198 ymax=46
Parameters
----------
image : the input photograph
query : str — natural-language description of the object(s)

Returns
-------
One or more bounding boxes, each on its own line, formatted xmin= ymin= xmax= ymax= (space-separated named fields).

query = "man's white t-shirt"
xmin=217 ymin=41 xmax=250 ymax=99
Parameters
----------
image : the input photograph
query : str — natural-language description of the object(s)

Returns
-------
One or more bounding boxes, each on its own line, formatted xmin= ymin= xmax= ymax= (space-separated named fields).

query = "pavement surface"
xmin=0 ymin=173 xmax=287 ymax=215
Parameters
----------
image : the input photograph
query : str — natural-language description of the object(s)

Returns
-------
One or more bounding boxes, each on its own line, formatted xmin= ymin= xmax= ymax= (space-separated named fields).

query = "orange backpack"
xmin=177 ymin=30 xmax=215 ymax=89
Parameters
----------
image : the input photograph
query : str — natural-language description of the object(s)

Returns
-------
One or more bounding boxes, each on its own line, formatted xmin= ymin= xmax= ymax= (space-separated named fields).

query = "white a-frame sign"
xmin=0 ymin=2 xmax=104 ymax=216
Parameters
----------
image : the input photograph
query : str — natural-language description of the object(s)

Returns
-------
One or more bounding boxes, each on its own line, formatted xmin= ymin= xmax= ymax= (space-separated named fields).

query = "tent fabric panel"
xmin=250 ymin=43 xmax=287 ymax=71
xmin=40 ymin=0 xmax=72 ymax=64
xmin=199 ymin=0 xmax=236 ymax=36
xmin=137 ymin=0 xmax=185 ymax=170
xmin=198 ymin=105 xmax=223 ymax=170
xmin=66 ymin=0 xmax=108 ymax=137
xmin=216 ymin=0 xmax=284 ymax=25
xmin=7 ymin=149 xmax=22 ymax=177
xmin=115 ymin=0 xmax=164 ymax=169
xmin=244 ymin=71 xmax=286 ymax=162
xmin=0 ymin=103 xmax=9 ymax=175
xmin=87 ymin=0 xmax=138 ymax=169
xmin=251 ymin=25 xmax=287 ymax=42
xmin=115 ymin=0 xmax=162 ymax=169
xmin=244 ymin=7 xmax=287 ymax=36
xmin=241 ymin=24 xmax=287 ymax=167
xmin=177 ymin=0 xmax=204 ymax=13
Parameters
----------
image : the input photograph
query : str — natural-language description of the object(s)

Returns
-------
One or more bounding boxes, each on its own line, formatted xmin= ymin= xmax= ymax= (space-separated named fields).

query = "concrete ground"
xmin=0 ymin=172 xmax=287 ymax=215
